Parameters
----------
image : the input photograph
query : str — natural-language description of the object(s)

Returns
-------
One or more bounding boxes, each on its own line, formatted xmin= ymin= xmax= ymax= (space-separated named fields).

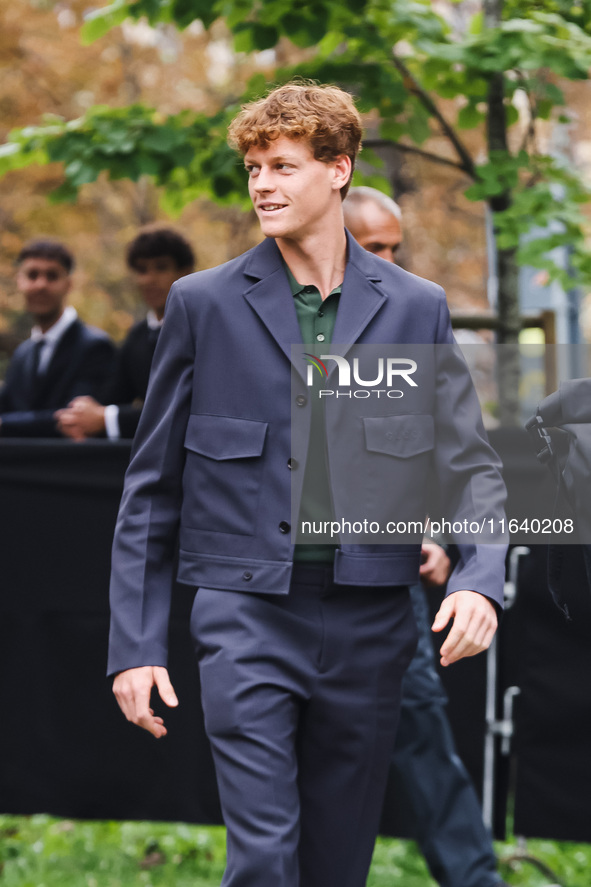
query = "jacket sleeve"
xmin=0 ymin=408 xmax=63 ymax=437
xmin=0 ymin=383 xmax=9 ymax=413
xmin=432 ymin=292 xmax=508 ymax=609
xmin=107 ymin=282 xmax=195 ymax=675
xmin=0 ymin=348 xmax=60 ymax=437
xmin=116 ymin=404 xmax=143 ymax=439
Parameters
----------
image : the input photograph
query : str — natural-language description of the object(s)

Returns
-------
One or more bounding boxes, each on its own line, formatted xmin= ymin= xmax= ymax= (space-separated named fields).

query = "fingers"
xmin=112 ymin=666 xmax=178 ymax=738
xmin=431 ymin=594 xmax=454 ymax=633
xmin=54 ymin=407 xmax=86 ymax=440
xmin=55 ymin=397 xmax=105 ymax=439
xmin=153 ymin=665 xmax=179 ymax=708
xmin=432 ymin=590 xmax=497 ymax=667
xmin=420 ymin=543 xmax=452 ymax=587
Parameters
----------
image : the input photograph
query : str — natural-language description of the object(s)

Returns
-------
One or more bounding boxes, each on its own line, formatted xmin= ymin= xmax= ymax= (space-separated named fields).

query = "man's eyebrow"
xmin=244 ymin=153 xmax=299 ymax=165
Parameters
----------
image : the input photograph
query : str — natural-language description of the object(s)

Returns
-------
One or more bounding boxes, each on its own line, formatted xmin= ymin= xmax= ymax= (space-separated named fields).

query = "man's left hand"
xmin=420 ymin=542 xmax=451 ymax=587
xmin=431 ymin=590 xmax=497 ymax=667
xmin=55 ymin=395 xmax=106 ymax=440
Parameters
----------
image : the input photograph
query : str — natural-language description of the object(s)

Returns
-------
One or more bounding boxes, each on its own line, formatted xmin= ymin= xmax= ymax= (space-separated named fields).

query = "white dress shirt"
xmin=31 ymin=306 xmax=78 ymax=374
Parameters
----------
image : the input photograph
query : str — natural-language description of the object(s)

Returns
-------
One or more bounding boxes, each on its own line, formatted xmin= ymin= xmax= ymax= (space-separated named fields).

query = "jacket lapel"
xmin=242 ymin=238 xmax=306 ymax=380
xmin=34 ymin=321 xmax=79 ymax=407
xmin=241 ymin=233 xmax=389 ymax=383
xmin=23 ymin=340 xmax=41 ymax=404
xmin=330 ymin=232 xmax=388 ymax=367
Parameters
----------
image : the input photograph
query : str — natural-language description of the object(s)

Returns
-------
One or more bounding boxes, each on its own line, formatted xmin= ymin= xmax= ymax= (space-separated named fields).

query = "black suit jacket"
xmin=0 ymin=318 xmax=115 ymax=437
xmin=104 ymin=319 xmax=159 ymax=439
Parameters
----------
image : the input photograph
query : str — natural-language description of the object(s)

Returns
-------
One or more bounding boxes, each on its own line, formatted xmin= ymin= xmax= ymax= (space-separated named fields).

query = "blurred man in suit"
xmin=0 ymin=239 xmax=115 ymax=437
xmin=344 ymin=185 xmax=508 ymax=887
xmin=57 ymin=227 xmax=195 ymax=440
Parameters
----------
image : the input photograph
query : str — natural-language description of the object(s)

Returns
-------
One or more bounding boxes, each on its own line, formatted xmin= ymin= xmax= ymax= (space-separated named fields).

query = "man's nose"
xmin=253 ymin=167 xmax=275 ymax=191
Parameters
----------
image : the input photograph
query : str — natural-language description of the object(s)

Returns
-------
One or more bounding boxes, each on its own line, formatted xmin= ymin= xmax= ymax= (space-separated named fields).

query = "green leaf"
xmin=379 ymin=119 xmax=406 ymax=142
xmin=468 ymin=11 xmax=483 ymax=35
xmin=64 ymin=159 xmax=99 ymax=186
xmin=141 ymin=127 xmax=186 ymax=153
xmin=457 ymin=103 xmax=484 ymax=129
xmin=80 ymin=0 xmax=131 ymax=45
xmin=280 ymin=11 xmax=329 ymax=47
xmin=506 ymin=105 xmax=519 ymax=126
xmin=405 ymin=111 xmax=431 ymax=145
xmin=231 ymin=25 xmax=251 ymax=53
xmin=252 ymin=23 xmax=280 ymax=50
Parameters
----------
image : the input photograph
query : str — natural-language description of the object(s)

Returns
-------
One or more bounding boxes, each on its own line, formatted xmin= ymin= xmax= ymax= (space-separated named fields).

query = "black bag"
xmin=526 ymin=377 xmax=591 ymax=615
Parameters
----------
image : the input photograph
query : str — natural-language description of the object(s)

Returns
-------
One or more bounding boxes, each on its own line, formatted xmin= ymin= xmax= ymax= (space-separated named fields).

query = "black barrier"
xmin=512 ymin=545 xmax=591 ymax=841
xmin=1 ymin=434 xmax=591 ymax=841
xmin=0 ymin=439 xmax=221 ymax=825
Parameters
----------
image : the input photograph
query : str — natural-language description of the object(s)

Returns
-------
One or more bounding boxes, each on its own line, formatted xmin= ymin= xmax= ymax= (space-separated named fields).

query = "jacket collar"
xmin=241 ymin=231 xmax=388 ymax=380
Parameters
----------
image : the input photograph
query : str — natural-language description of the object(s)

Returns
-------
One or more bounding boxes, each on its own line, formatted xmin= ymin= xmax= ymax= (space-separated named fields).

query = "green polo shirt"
xmin=285 ymin=263 xmax=341 ymax=563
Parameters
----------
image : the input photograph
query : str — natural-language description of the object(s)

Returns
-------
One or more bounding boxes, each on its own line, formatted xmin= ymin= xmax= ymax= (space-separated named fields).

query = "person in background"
xmin=56 ymin=227 xmax=195 ymax=441
xmin=0 ymin=239 xmax=115 ymax=437
xmin=344 ymin=185 xmax=509 ymax=887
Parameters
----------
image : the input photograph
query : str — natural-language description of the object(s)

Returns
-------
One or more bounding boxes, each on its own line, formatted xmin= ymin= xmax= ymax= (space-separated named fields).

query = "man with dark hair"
xmin=17 ymin=239 xmax=76 ymax=274
xmin=345 ymin=185 xmax=509 ymax=887
xmin=108 ymin=83 xmax=506 ymax=887
xmin=57 ymin=227 xmax=195 ymax=440
xmin=126 ymin=226 xmax=195 ymax=273
xmin=0 ymin=239 xmax=115 ymax=437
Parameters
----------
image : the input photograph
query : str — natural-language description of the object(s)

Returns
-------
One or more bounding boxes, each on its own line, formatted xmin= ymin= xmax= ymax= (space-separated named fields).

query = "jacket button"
xmin=295 ymin=395 xmax=307 ymax=407
xmin=279 ymin=521 xmax=291 ymax=534
xmin=287 ymin=458 xmax=298 ymax=470
xmin=242 ymin=571 xmax=253 ymax=581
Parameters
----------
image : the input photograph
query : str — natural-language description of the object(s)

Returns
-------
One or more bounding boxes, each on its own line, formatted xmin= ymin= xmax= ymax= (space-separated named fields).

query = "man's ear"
xmin=332 ymin=154 xmax=352 ymax=192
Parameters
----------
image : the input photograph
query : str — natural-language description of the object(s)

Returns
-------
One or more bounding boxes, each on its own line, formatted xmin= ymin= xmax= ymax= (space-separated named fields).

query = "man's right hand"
xmin=112 ymin=666 xmax=178 ymax=738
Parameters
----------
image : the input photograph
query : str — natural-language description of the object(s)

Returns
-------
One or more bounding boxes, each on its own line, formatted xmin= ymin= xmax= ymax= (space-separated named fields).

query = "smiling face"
xmin=132 ymin=256 xmax=188 ymax=320
xmin=244 ymin=136 xmax=351 ymax=245
xmin=16 ymin=257 xmax=72 ymax=332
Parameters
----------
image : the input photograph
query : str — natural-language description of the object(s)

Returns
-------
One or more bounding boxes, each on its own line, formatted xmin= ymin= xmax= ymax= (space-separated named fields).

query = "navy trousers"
xmin=391 ymin=584 xmax=500 ymax=887
xmin=190 ymin=565 xmax=417 ymax=887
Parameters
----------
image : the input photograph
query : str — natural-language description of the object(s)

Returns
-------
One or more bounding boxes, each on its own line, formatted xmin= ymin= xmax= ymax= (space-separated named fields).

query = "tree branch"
xmin=363 ymin=138 xmax=468 ymax=173
xmin=390 ymin=54 xmax=477 ymax=179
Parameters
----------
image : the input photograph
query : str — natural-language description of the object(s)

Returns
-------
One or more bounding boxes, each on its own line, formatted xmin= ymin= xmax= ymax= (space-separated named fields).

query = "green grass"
xmin=1 ymin=815 xmax=591 ymax=886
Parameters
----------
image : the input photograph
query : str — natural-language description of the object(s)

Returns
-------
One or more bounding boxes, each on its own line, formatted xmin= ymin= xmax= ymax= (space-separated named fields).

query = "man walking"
xmin=109 ymin=83 xmax=506 ymax=887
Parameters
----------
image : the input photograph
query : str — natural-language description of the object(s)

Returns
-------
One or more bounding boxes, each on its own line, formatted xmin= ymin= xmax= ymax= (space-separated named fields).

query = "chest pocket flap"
xmin=363 ymin=414 xmax=434 ymax=458
xmin=184 ymin=414 xmax=268 ymax=460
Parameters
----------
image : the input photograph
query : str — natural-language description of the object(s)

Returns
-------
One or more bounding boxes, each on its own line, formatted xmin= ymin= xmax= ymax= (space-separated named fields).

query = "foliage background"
xmin=0 ymin=0 xmax=528 ymax=349
xmin=2 ymin=815 xmax=591 ymax=887
xmin=4 ymin=0 xmax=591 ymax=361
xmin=0 ymin=0 xmax=268 ymax=344
xmin=2 ymin=2 xmax=591 ymax=879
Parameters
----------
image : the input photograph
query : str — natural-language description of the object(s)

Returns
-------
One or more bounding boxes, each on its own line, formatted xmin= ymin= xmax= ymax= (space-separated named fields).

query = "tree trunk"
xmin=484 ymin=0 xmax=521 ymax=426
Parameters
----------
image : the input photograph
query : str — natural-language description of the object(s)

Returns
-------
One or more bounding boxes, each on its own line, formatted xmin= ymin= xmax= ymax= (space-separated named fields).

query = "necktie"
xmin=32 ymin=338 xmax=46 ymax=376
